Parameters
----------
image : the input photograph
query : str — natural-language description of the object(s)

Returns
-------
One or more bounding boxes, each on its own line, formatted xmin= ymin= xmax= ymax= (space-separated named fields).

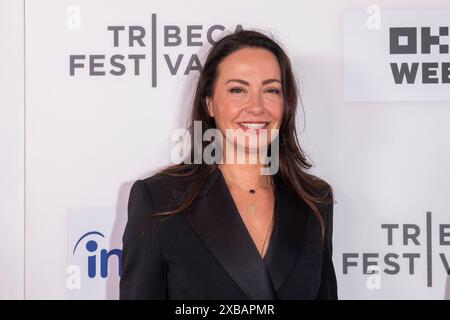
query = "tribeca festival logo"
xmin=66 ymin=231 xmax=122 ymax=290
xmin=389 ymin=25 xmax=450 ymax=84
xmin=67 ymin=8 xmax=243 ymax=86
xmin=66 ymin=7 xmax=281 ymax=173
xmin=342 ymin=212 xmax=450 ymax=290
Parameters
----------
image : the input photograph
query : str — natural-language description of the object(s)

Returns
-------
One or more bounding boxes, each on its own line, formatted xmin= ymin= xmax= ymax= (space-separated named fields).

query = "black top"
xmin=120 ymin=166 xmax=338 ymax=300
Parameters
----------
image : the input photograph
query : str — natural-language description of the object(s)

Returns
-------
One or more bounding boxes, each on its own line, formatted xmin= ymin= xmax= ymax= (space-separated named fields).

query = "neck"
xmin=218 ymin=138 xmax=272 ymax=188
xmin=218 ymin=163 xmax=271 ymax=189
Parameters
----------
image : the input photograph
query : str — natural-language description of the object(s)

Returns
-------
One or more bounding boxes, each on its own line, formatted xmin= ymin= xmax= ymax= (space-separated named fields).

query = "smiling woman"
xmin=120 ymin=29 xmax=337 ymax=300
xmin=206 ymin=47 xmax=284 ymax=160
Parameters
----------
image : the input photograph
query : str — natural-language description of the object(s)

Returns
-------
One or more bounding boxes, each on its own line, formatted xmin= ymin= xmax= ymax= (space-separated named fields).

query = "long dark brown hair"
xmin=150 ymin=29 xmax=333 ymax=244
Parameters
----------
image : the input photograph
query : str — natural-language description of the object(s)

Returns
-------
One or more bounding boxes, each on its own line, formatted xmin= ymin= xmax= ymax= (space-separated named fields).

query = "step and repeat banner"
xmin=1 ymin=0 xmax=449 ymax=299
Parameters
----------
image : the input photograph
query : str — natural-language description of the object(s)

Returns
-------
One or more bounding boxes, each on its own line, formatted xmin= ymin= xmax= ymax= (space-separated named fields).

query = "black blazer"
xmin=120 ymin=166 xmax=337 ymax=300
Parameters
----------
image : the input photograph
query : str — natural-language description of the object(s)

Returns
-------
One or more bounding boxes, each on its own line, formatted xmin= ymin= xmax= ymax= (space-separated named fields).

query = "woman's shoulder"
xmin=303 ymin=172 xmax=334 ymax=221
xmin=142 ymin=165 xmax=196 ymax=191
xmin=139 ymin=174 xmax=186 ymax=197
xmin=302 ymin=172 xmax=334 ymax=202
xmin=134 ymin=166 xmax=197 ymax=210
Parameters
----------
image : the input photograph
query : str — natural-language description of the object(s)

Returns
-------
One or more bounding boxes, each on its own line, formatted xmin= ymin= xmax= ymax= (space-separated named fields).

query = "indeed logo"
xmin=68 ymin=12 xmax=243 ymax=87
xmin=67 ymin=231 xmax=122 ymax=290
xmin=389 ymin=26 xmax=450 ymax=84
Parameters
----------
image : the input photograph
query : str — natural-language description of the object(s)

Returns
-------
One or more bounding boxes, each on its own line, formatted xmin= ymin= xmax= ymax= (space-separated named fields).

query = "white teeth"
xmin=240 ymin=123 xmax=267 ymax=129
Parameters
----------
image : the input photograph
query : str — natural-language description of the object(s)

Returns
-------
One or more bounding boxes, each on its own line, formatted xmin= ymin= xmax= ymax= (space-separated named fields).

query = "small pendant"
xmin=247 ymin=204 xmax=256 ymax=215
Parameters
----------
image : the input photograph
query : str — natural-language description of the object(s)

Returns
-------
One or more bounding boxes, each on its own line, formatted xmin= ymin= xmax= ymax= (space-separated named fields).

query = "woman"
xmin=120 ymin=30 xmax=337 ymax=300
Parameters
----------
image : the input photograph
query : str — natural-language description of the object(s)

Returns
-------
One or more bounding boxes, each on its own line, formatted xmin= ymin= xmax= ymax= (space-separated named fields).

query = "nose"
xmin=245 ymin=91 xmax=264 ymax=115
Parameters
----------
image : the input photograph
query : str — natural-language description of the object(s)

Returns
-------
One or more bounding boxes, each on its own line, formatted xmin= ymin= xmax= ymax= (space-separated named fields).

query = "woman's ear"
xmin=206 ymin=97 xmax=214 ymax=117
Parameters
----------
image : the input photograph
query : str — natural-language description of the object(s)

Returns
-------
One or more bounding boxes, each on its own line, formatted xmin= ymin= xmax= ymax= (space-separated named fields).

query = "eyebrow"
xmin=224 ymin=78 xmax=281 ymax=86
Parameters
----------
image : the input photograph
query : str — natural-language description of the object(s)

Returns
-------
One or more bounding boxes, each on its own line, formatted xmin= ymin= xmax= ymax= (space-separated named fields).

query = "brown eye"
xmin=267 ymin=88 xmax=281 ymax=95
xmin=229 ymin=87 xmax=244 ymax=94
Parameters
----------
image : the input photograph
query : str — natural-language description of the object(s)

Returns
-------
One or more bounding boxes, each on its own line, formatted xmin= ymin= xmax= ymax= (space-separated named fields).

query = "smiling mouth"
xmin=237 ymin=122 xmax=270 ymax=131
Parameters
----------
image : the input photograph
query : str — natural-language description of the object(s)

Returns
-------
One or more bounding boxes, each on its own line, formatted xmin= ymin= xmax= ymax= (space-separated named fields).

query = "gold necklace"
xmin=222 ymin=173 xmax=275 ymax=257
xmin=222 ymin=175 xmax=273 ymax=216
xmin=260 ymin=208 xmax=275 ymax=258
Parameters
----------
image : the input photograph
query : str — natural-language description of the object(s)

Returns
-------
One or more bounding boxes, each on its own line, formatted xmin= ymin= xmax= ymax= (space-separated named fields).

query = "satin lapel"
xmin=177 ymin=168 xmax=276 ymax=300
xmin=263 ymin=173 xmax=310 ymax=292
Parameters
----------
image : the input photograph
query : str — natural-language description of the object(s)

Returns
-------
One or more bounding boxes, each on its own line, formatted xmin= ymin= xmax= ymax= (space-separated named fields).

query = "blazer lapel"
xmin=263 ymin=172 xmax=310 ymax=292
xmin=171 ymin=166 xmax=309 ymax=298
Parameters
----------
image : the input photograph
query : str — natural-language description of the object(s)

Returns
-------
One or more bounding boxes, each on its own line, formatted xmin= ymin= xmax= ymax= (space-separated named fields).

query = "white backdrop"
xmin=1 ymin=0 xmax=449 ymax=299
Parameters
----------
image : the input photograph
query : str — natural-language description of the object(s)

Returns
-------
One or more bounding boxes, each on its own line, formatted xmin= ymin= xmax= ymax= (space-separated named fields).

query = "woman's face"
xmin=206 ymin=47 xmax=284 ymax=155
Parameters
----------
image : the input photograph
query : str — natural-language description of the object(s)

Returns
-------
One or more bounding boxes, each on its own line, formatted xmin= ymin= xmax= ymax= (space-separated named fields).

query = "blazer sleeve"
xmin=316 ymin=191 xmax=338 ymax=300
xmin=119 ymin=179 xmax=167 ymax=299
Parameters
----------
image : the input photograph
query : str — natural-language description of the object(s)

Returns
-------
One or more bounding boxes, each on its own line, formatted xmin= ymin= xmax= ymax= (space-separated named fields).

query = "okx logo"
xmin=389 ymin=26 xmax=450 ymax=84
xmin=66 ymin=231 xmax=122 ymax=291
